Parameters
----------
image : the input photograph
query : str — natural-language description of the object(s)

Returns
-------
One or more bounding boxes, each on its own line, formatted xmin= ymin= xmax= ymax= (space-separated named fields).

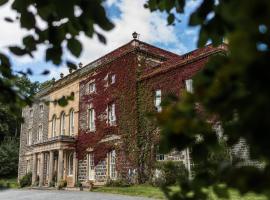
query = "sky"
xmin=0 ymin=0 xmax=201 ymax=83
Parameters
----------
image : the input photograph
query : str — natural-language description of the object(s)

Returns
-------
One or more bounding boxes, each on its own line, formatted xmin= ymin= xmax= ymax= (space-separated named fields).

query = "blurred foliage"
xmin=0 ymin=137 xmax=19 ymax=177
xmin=145 ymin=0 xmax=270 ymax=199
xmin=152 ymin=161 xmax=188 ymax=187
xmin=0 ymin=0 xmax=114 ymax=113
xmin=19 ymin=172 xmax=32 ymax=188
xmin=0 ymin=75 xmax=39 ymax=142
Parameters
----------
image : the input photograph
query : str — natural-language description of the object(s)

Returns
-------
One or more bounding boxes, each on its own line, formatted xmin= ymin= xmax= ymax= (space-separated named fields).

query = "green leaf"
xmin=167 ymin=13 xmax=175 ymax=25
xmin=46 ymin=46 xmax=62 ymax=65
xmin=20 ymin=11 xmax=36 ymax=30
xmin=23 ymin=35 xmax=36 ymax=51
xmin=58 ymin=96 xmax=68 ymax=107
xmin=0 ymin=0 xmax=8 ymax=6
xmin=66 ymin=61 xmax=77 ymax=70
xmin=67 ymin=38 xmax=82 ymax=57
xmin=9 ymin=46 xmax=27 ymax=56
xmin=96 ymin=32 xmax=106 ymax=44
xmin=41 ymin=70 xmax=50 ymax=75
xmin=4 ymin=17 xmax=14 ymax=23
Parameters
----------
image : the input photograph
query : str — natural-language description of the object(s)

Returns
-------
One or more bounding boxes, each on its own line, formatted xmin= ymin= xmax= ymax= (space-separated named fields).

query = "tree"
xmin=144 ymin=0 xmax=270 ymax=199
xmin=0 ymin=137 xmax=19 ymax=177
xmin=0 ymin=75 xmax=39 ymax=142
xmin=0 ymin=0 xmax=114 ymax=111
xmin=0 ymin=0 xmax=269 ymax=197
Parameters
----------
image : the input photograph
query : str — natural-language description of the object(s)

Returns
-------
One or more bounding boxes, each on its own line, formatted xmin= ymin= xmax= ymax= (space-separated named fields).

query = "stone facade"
xmin=18 ymin=38 xmax=227 ymax=187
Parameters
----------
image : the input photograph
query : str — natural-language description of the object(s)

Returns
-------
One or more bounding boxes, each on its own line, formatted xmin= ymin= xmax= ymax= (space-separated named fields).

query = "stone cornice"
xmin=35 ymin=39 xmax=182 ymax=97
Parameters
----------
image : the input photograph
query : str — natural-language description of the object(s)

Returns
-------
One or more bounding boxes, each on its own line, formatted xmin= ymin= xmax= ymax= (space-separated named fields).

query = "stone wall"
xmin=78 ymin=157 xmax=88 ymax=182
xmin=18 ymin=96 xmax=49 ymax=180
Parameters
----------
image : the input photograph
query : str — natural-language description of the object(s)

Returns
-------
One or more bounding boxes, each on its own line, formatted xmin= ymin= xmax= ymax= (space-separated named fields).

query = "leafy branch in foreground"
xmin=0 ymin=0 xmax=114 ymax=116
xmin=146 ymin=0 xmax=270 ymax=199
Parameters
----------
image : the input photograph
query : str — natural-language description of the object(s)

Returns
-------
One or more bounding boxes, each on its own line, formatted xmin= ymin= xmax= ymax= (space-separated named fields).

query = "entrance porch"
xmin=31 ymin=135 xmax=77 ymax=187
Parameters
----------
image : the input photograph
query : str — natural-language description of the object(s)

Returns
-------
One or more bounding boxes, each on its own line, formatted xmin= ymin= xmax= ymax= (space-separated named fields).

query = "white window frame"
xmin=39 ymin=104 xmax=44 ymax=114
xmin=29 ymin=109 xmax=33 ymax=118
xmin=88 ymin=108 xmax=95 ymax=131
xmin=26 ymin=160 xmax=30 ymax=173
xmin=37 ymin=158 xmax=40 ymax=175
xmin=109 ymin=150 xmax=116 ymax=179
xmin=27 ymin=131 xmax=32 ymax=145
xmin=110 ymin=74 xmax=116 ymax=84
xmin=108 ymin=103 xmax=116 ymax=126
xmin=60 ymin=112 xmax=65 ymax=135
xmin=156 ymin=154 xmax=165 ymax=161
xmin=89 ymin=82 xmax=96 ymax=93
xmin=67 ymin=153 xmax=74 ymax=176
xmin=154 ymin=89 xmax=162 ymax=112
xmin=88 ymin=153 xmax=95 ymax=180
xmin=185 ymin=79 xmax=193 ymax=93
xmin=52 ymin=115 xmax=56 ymax=137
xmin=69 ymin=109 xmax=75 ymax=135
xmin=38 ymin=124 xmax=43 ymax=141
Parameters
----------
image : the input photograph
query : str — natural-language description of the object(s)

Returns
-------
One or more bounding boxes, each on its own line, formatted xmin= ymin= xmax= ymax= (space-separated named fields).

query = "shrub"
xmin=0 ymin=138 xmax=19 ymax=177
xmin=57 ymin=179 xmax=67 ymax=190
xmin=19 ymin=172 xmax=32 ymax=188
xmin=49 ymin=181 xmax=55 ymax=187
xmin=152 ymin=161 xmax=188 ymax=187
xmin=105 ymin=179 xmax=131 ymax=187
xmin=75 ymin=181 xmax=82 ymax=188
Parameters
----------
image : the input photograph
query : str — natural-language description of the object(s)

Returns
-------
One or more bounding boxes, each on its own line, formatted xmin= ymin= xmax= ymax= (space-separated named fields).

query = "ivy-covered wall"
xmin=75 ymin=41 xmax=224 ymax=184
xmin=77 ymin=50 xmax=139 ymax=181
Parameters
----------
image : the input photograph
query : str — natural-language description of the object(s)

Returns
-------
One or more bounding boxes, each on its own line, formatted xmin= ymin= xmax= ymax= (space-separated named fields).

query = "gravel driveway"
xmin=0 ymin=189 xmax=153 ymax=200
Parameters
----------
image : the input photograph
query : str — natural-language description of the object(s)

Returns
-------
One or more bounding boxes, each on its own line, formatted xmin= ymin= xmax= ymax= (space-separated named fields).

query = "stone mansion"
xmin=18 ymin=36 xmax=227 ymax=187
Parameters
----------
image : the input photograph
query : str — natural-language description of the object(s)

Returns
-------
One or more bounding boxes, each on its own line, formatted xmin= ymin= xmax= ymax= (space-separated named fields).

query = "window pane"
xmin=155 ymin=90 xmax=162 ymax=112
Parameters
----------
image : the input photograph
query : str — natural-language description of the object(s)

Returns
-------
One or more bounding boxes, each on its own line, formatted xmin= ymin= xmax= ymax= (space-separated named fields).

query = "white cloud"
xmin=0 ymin=0 xmax=191 ymax=81
xmin=78 ymin=0 xmax=186 ymax=65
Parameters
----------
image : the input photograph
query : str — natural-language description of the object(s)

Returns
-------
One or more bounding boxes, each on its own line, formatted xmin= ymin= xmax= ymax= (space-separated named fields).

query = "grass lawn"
xmin=0 ymin=177 xmax=18 ymax=189
xmin=93 ymin=185 xmax=267 ymax=200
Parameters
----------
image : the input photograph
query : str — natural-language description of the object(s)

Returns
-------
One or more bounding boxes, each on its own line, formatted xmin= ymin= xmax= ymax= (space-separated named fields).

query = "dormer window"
xmin=89 ymin=82 xmax=96 ymax=93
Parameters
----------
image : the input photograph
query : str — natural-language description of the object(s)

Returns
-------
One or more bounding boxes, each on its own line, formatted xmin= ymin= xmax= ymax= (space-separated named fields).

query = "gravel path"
xmin=0 ymin=189 xmax=153 ymax=200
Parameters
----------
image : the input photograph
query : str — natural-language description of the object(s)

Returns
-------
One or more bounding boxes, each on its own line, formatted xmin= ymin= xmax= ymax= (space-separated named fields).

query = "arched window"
xmin=52 ymin=115 xmax=56 ymax=137
xmin=67 ymin=153 xmax=74 ymax=175
xmin=69 ymin=109 xmax=75 ymax=135
xmin=60 ymin=112 xmax=65 ymax=135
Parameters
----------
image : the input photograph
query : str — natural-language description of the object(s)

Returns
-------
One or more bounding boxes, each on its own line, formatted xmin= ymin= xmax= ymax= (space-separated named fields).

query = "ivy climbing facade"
xmin=18 ymin=37 xmax=226 ymax=187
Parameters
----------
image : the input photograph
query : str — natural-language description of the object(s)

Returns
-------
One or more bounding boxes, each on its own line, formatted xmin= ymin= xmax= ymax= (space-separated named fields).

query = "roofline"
xmin=138 ymin=44 xmax=228 ymax=81
xmin=36 ymin=39 xmax=182 ymax=97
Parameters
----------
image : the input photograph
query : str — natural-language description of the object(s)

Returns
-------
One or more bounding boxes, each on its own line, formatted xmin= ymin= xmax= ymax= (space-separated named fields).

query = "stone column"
xmin=48 ymin=151 xmax=54 ymax=185
xmin=32 ymin=153 xmax=37 ymax=185
xmin=39 ymin=152 xmax=45 ymax=187
xmin=73 ymin=152 xmax=77 ymax=186
xmin=57 ymin=149 xmax=64 ymax=183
